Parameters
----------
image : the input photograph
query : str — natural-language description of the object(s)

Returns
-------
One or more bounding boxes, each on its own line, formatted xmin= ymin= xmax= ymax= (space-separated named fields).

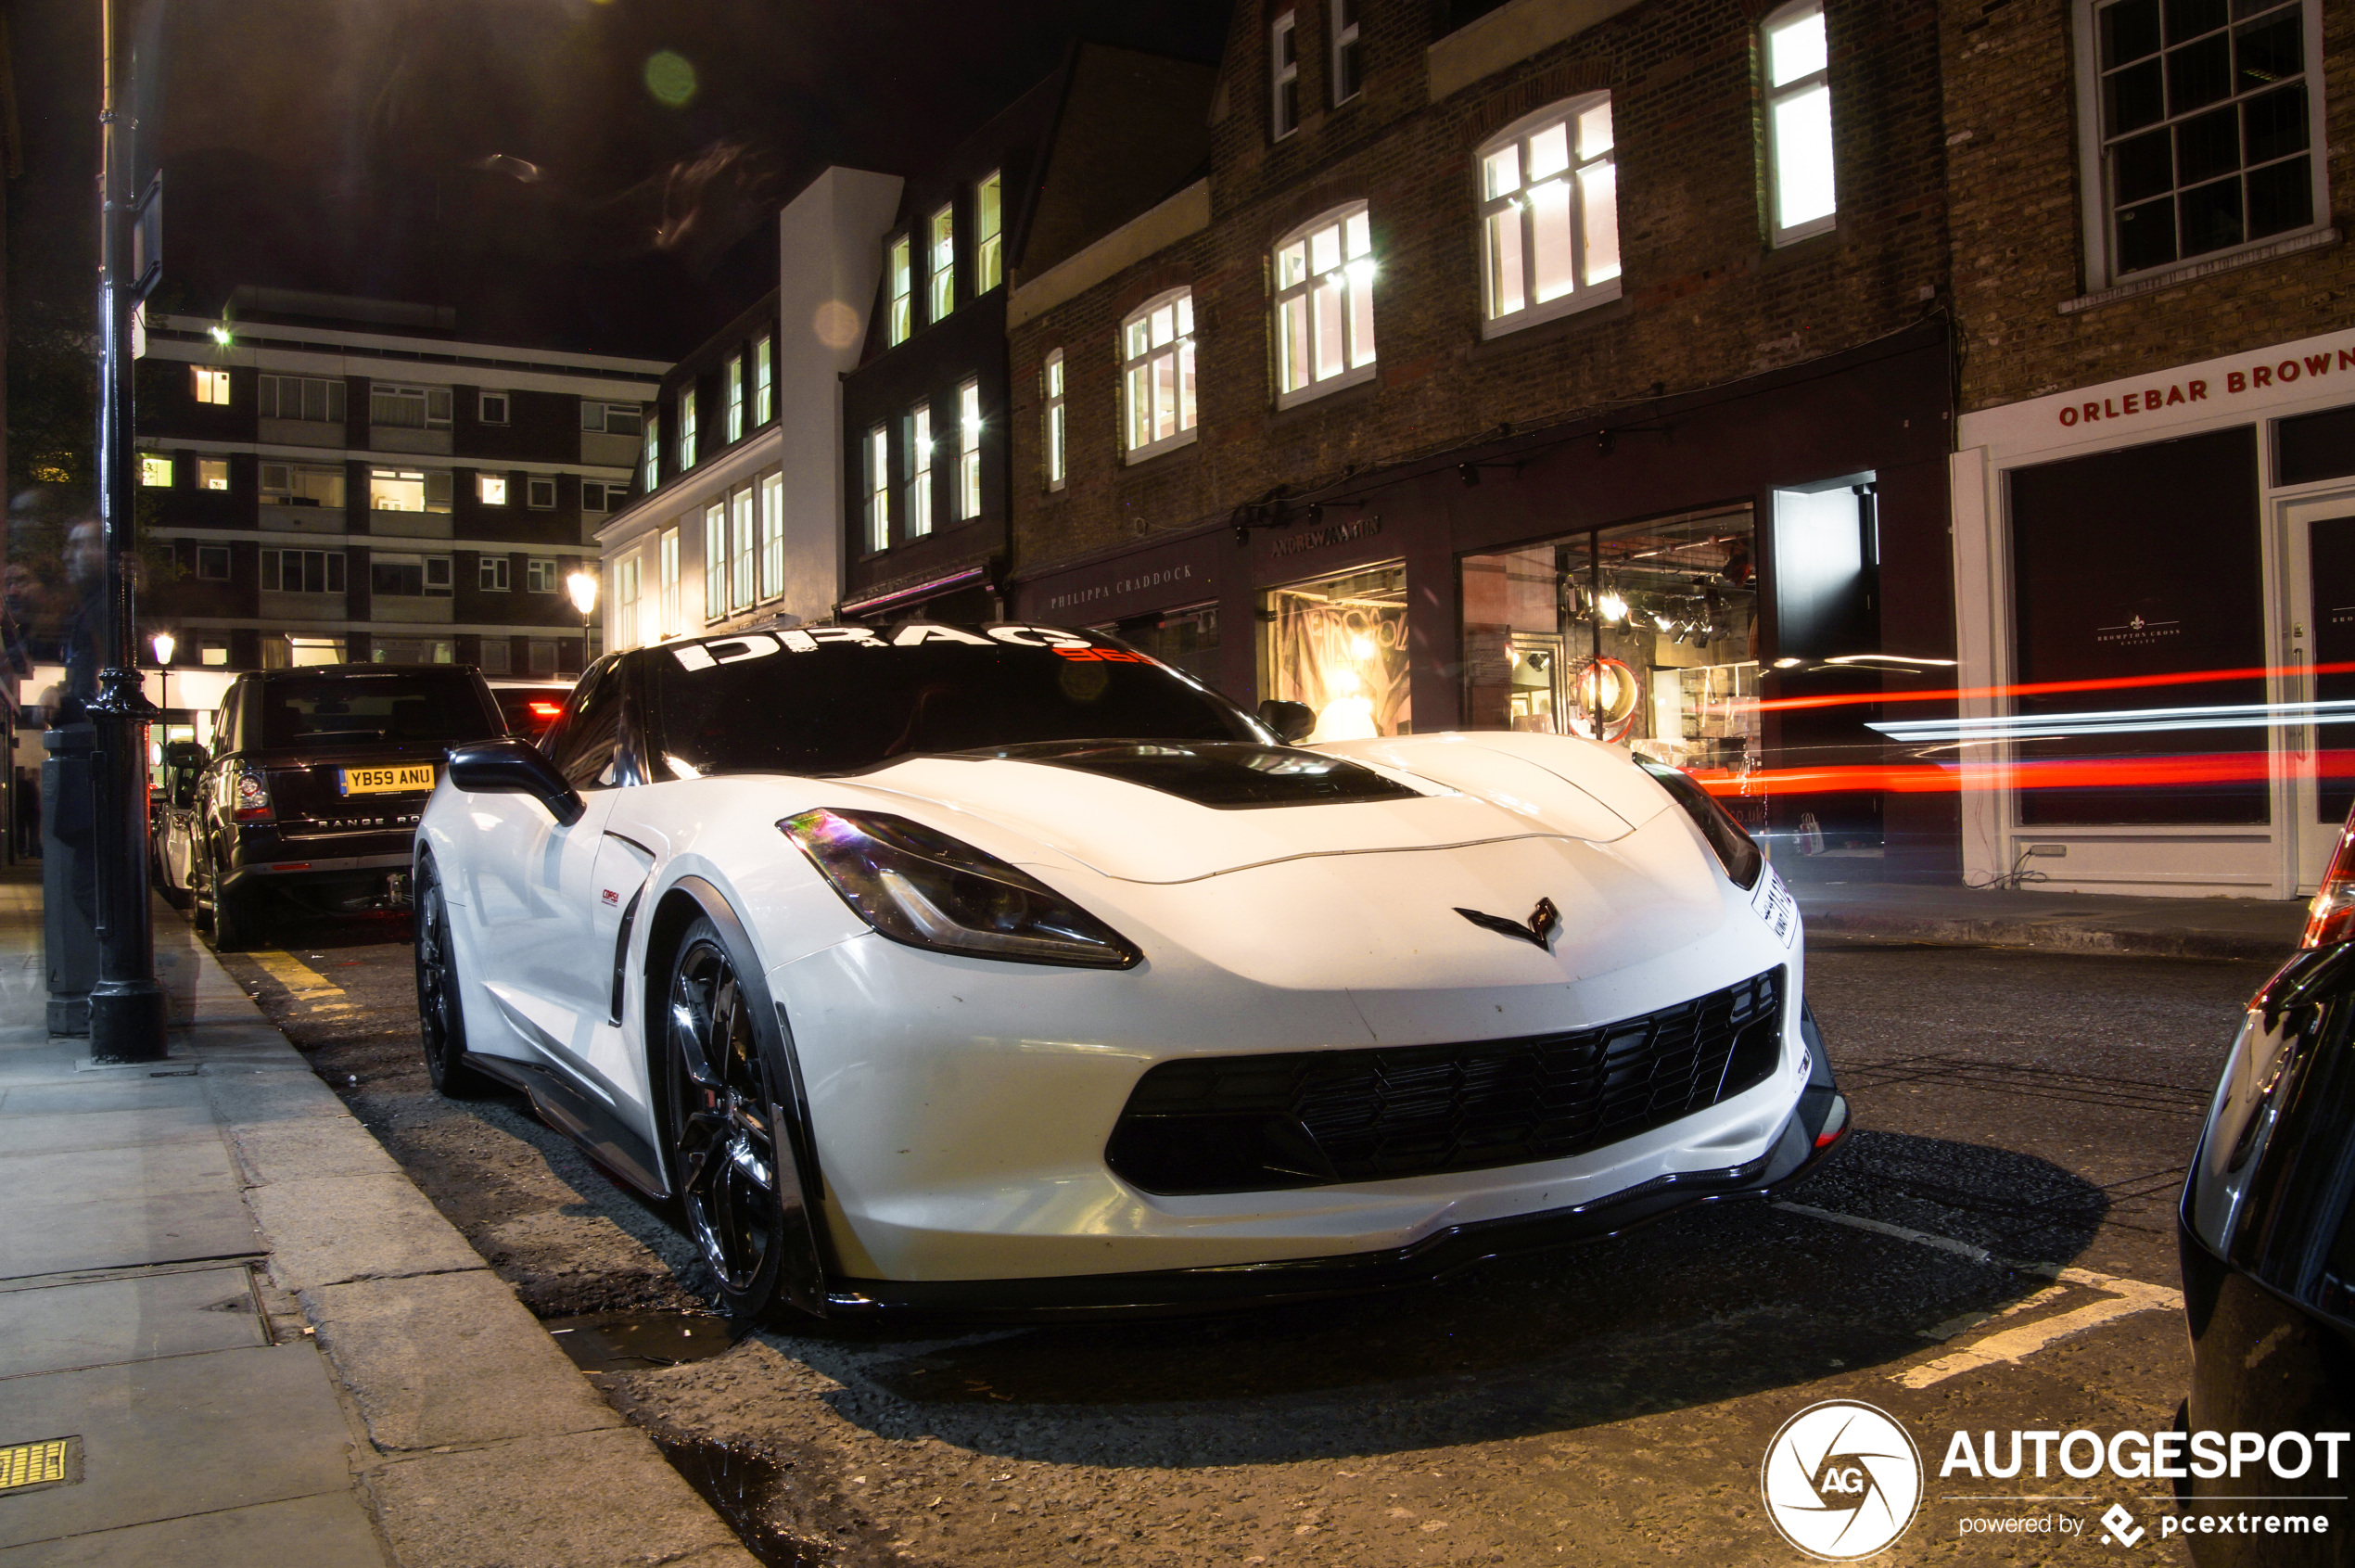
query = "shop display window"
xmin=1262 ymin=563 xmax=1410 ymax=741
xmin=1460 ymin=508 xmax=1760 ymax=771
xmin=1097 ymin=605 xmax=1221 ymax=690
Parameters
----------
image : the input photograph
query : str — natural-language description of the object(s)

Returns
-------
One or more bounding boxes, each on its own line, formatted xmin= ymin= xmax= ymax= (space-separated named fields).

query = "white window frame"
xmin=864 ymin=425 xmax=890 ymax=553
xmin=195 ymin=545 xmax=232 ymax=580
xmin=1479 ymin=96 xmax=1623 ymax=337
xmin=615 ymin=553 xmax=643 ymax=650
xmin=731 ymin=485 xmax=757 ymax=610
xmin=260 ymin=374 xmax=345 ymax=424
xmin=1330 ymin=0 xmax=1361 ymax=106
xmin=138 ymin=453 xmax=172 ymax=488
xmin=976 ymin=172 xmax=1004 ymax=292
xmin=476 ymin=473 xmax=508 ymax=506
xmin=197 ymin=457 xmax=231 ymax=491
xmin=1272 ymin=205 xmax=1377 ymax=408
xmin=704 ymin=501 xmax=728 ymax=619
xmin=371 ymin=384 xmax=453 ymax=429
xmin=957 ymin=381 xmax=983 ymax=521
xmin=582 ymin=401 xmax=643 ymax=436
xmin=887 ymin=236 xmax=912 ymax=345
xmin=526 ymin=476 xmax=556 ymax=510
xmin=724 ymin=352 xmax=745 ymax=443
xmin=368 ymin=467 xmax=453 ymax=514
xmin=1043 ymin=350 xmax=1067 ymax=491
xmin=2071 ymin=0 xmax=2329 ymax=290
xmin=367 ymin=552 xmax=450 ymax=598
xmin=677 ymin=387 xmax=698 ymax=469
xmin=1762 ymin=0 xmax=1838 ymax=247
xmin=261 ymin=549 xmax=345 ymax=594
xmin=754 ymin=336 xmax=774 ymax=426
xmin=192 ymin=366 xmax=232 ymax=406
xmin=928 ymin=204 xmax=956 ymax=324
xmin=1120 ymin=289 xmax=1200 ymax=462
xmin=759 ymin=472 xmax=784 ymax=600
xmin=528 ymin=558 xmax=559 ymax=593
xmin=659 ymin=527 xmax=681 ymax=636
xmin=906 ymin=403 xmax=935 ymax=539
xmin=479 ymin=555 xmax=511 ymax=592
xmin=1271 ymin=10 xmax=1299 ymax=140
xmin=478 ymin=389 xmax=510 ymax=425
xmin=641 ymin=414 xmax=660 ymax=491
xmin=261 ymin=462 xmax=345 ymax=508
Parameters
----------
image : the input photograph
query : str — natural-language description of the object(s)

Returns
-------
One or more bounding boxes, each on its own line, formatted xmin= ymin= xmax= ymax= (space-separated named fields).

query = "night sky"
xmin=9 ymin=0 xmax=1233 ymax=357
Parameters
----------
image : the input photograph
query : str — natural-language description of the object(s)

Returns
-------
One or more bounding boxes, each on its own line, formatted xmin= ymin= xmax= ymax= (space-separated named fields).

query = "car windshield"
xmin=650 ymin=624 xmax=1266 ymax=776
xmin=255 ymin=672 xmax=503 ymax=750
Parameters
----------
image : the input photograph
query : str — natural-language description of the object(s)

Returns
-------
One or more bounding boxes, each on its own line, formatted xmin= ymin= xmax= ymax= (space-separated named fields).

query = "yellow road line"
xmin=251 ymin=950 xmax=362 ymax=1016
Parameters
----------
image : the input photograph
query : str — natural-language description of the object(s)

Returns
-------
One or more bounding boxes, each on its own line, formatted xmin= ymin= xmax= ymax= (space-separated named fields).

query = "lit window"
xmin=1120 ymin=291 xmax=1199 ymax=462
xmin=976 ymin=172 xmax=1003 ymax=292
xmin=369 ymin=468 xmax=453 ymax=514
xmin=1273 ymin=206 xmax=1376 ymax=406
xmin=192 ymin=367 xmax=232 ymax=406
xmin=1271 ymin=10 xmax=1299 ymax=139
xmin=1763 ymin=0 xmax=1837 ymax=245
xmin=759 ymin=472 xmax=783 ymax=599
xmin=865 ymin=426 xmax=890 ymax=551
xmin=199 ymin=643 xmax=229 ymax=667
xmin=371 ymin=384 xmax=452 ymax=429
xmin=477 ymin=473 xmax=508 ymax=506
xmin=641 ymin=414 xmax=660 ymax=491
xmin=479 ymin=555 xmax=512 ymax=592
xmin=197 ymin=458 xmax=231 ymax=491
xmin=261 ymin=463 xmax=344 ymax=507
xmin=754 ymin=337 xmax=774 ymax=425
xmin=677 ymin=387 xmax=698 ymax=469
xmin=1331 ymin=0 xmax=1361 ymax=105
xmin=2087 ymin=0 xmax=2323 ymax=283
xmin=724 ymin=352 xmax=745 ymax=443
xmin=1043 ymin=350 xmax=1067 ymax=491
xmin=528 ymin=559 xmax=558 ymax=593
xmin=139 ymin=453 xmax=173 ymax=488
xmin=887 ymin=236 xmax=912 ymax=345
xmin=704 ymin=501 xmax=728 ymax=619
xmin=658 ymin=528 xmax=681 ymax=635
xmin=615 ymin=554 xmax=642 ymax=649
xmin=906 ymin=403 xmax=934 ymax=540
xmin=732 ymin=486 xmax=757 ymax=610
xmin=479 ymin=389 xmax=510 ymax=425
xmin=261 ymin=375 xmax=345 ymax=423
xmin=929 ymin=205 xmax=955 ymax=323
xmin=195 ymin=545 xmax=232 ymax=580
xmin=1480 ymin=96 xmax=1622 ymax=334
xmin=958 ymin=381 xmax=982 ymax=521
xmin=527 ymin=476 xmax=556 ymax=509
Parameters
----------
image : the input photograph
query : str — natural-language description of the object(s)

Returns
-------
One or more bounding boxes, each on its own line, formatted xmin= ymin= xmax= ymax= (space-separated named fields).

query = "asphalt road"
xmin=209 ymin=911 xmax=2263 ymax=1567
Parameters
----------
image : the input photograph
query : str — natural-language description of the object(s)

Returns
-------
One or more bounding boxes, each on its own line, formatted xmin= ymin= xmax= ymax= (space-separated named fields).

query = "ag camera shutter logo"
xmin=1761 ymin=1400 xmax=1924 ymax=1560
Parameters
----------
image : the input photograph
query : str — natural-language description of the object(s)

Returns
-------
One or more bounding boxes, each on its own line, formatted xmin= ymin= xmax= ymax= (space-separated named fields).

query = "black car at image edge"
xmin=191 ymin=664 xmax=507 ymax=950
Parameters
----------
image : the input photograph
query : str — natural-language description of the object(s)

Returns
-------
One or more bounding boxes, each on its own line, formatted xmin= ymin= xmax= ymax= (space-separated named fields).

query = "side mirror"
xmin=446 ymin=738 xmax=585 ymax=826
xmin=1258 ymin=699 xmax=1317 ymax=745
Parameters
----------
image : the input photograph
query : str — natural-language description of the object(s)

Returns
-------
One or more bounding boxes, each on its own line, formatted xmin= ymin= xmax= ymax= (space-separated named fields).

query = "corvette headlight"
xmin=779 ymin=809 xmax=1140 ymax=969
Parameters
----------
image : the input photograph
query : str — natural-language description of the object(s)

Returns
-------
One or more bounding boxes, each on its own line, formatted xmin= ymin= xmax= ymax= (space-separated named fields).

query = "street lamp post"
xmin=84 ymin=0 xmax=167 ymax=1061
xmin=567 ymin=570 xmax=599 ymax=670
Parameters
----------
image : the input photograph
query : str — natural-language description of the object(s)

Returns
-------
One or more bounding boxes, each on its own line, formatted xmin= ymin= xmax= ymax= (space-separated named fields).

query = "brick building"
xmin=1941 ymin=0 xmax=2353 ymax=897
xmin=134 ymin=290 xmax=665 ymax=742
xmin=1004 ymin=0 xmax=1960 ymax=876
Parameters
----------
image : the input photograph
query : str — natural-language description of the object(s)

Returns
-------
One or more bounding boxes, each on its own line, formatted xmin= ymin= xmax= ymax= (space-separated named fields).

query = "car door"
xmin=459 ymin=658 xmax=621 ymax=1085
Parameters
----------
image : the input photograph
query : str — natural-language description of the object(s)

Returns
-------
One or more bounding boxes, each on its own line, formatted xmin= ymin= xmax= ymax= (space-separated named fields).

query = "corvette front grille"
xmin=1104 ymin=967 xmax=1785 ymax=1194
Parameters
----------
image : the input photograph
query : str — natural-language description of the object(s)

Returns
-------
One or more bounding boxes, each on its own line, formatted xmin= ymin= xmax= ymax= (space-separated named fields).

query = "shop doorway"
xmin=2285 ymin=489 xmax=2355 ymax=888
xmin=1261 ymin=563 xmax=1410 ymax=741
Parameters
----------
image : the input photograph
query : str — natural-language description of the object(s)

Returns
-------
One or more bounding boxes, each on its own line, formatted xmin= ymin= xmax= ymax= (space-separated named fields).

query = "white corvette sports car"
xmin=416 ymin=621 xmax=1847 ymax=1320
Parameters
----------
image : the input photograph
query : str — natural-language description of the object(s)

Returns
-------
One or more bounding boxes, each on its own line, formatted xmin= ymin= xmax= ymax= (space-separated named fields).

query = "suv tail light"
xmin=232 ymin=768 xmax=275 ymax=822
xmin=2304 ymin=811 xmax=2355 ymax=948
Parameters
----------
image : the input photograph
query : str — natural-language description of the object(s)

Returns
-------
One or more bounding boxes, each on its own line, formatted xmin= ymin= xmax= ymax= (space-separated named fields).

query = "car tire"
xmin=414 ymin=855 xmax=491 ymax=1099
xmin=664 ymin=914 xmax=796 ymax=1324
xmin=207 ymin=843 xmax=261 ymax=953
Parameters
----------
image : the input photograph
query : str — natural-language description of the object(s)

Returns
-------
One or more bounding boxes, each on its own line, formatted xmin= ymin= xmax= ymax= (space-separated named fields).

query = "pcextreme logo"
xmin=1762 ymin=1400 xmax=1926 ymax=1561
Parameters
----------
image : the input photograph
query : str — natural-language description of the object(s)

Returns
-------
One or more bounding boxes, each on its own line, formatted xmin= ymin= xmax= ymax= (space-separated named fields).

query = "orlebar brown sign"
xmin=2056 ymin=344 xmax=2355 ymax=428
xmin=1015 ymin=528 xmax=1230 ymax=627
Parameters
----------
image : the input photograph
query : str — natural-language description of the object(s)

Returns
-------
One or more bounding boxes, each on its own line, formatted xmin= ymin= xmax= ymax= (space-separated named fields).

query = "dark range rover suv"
xmin=193 ymin=665 xmax=506 ymax=950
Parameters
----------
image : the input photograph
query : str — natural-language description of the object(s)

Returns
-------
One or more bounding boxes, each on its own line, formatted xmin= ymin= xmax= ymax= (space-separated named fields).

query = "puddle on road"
xmin=656 ymin=1438 xmax=816 ymax=1568
xmin=545 ymin=1310 xmax=739 ymax=1372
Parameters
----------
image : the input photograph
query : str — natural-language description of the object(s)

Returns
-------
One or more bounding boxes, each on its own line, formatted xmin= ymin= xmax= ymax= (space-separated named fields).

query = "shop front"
xmin=1953 ymin=322 xmax=2355 ymax=899
xmin=1010 ymin=323 xmax=1957 ymax=875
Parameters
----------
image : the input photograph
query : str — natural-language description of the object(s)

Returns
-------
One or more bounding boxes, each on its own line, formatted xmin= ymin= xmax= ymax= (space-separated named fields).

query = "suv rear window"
xmin=253 ymin=671 xmax=503 ymax=750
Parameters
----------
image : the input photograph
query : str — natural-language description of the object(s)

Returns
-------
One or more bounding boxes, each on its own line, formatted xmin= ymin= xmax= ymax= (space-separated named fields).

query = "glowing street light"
xmin=149 ymin=631 xmax=174 ymax=665
xmin=567 ymin=569 xmax=600 ymax=669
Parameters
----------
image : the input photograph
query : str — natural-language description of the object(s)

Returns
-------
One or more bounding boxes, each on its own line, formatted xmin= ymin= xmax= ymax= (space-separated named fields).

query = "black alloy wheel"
xmin=666 ymin=917 xmax=790 ymax=1320
xmin=414 ymin=856 xmax=490 ymax=1098
xmin=206 ymin=840 xmax=259 ymax=953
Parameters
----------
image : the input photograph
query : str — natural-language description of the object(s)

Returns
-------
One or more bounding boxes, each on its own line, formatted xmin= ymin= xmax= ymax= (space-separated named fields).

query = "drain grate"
xmin=0 ymin=1437 xmax=81 ymax=1495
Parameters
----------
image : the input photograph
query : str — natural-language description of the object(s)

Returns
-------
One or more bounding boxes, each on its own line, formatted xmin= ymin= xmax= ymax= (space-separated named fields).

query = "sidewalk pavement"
xmin=1791 ymin=875 xmax=2310 ymax=962
xmin=0 ymin=867 xmax=758 ymax=1568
